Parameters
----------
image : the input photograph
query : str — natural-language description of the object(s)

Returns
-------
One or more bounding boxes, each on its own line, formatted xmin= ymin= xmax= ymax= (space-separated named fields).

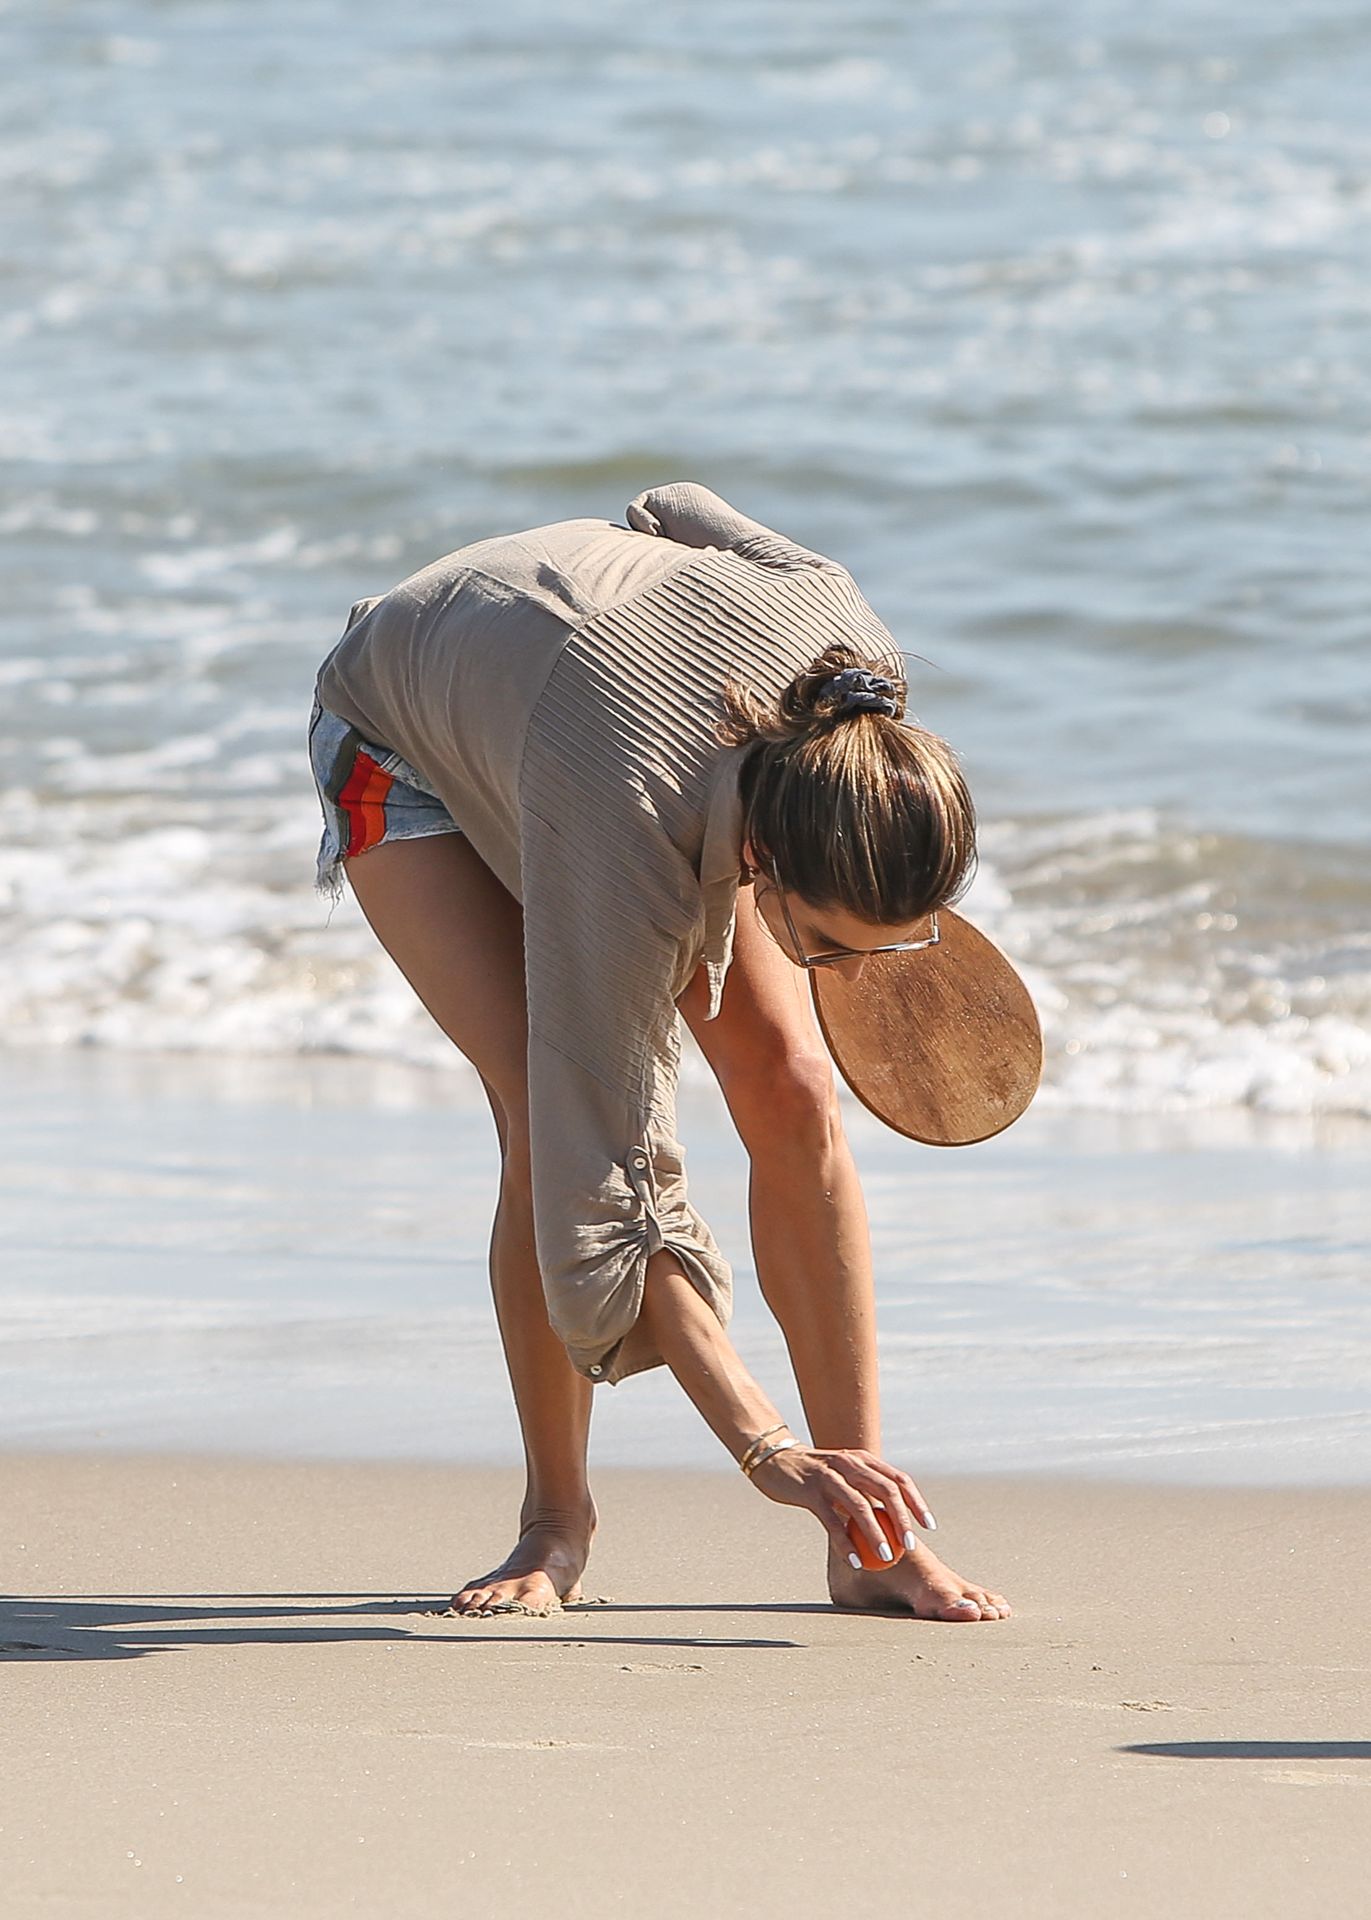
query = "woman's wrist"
xmin=737 ymin=1423 xmax=791 ymax=1473
xmin=740 ymin=1433 xmax=800 ymax=1478
xmin=638 ymin=1249 xmax=791 ymax=1468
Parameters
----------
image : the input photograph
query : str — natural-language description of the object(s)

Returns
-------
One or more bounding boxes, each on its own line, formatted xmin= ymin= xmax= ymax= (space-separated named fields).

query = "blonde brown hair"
xmin=719 ymin=642 xmax=978 ymax=923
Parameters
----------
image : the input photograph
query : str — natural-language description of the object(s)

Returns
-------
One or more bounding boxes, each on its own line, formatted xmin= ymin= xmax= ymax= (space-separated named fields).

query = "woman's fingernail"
xmin=923 ymin=1512 xmax=938 ymax=1532
xmin=877 ymin=1540 xmax=894 ymax=1562
xmin=848 ymin=1551 xmax=862 ymax=1570
xmin=903 ymin=1530 xmax=918 ymax=1552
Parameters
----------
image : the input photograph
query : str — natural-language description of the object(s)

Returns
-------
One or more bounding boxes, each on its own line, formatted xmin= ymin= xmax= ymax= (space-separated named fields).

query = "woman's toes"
xmin=931 ymin=1584 xmax=1014 ymax=1621
xmin=956 ymin=1585 xmax=1005 ymax=1620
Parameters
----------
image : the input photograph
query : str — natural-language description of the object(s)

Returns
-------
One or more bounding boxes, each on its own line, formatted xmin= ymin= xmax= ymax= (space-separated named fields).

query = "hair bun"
xmin=776 ymin=642 xmax=907 ymax=733
xmin=716 ymin=641 xmax=909 ymax=748
xmin=719 ymin=638 xmax=976 ymax=927
xmin=819 ymin=667 xmax=899 ymax=718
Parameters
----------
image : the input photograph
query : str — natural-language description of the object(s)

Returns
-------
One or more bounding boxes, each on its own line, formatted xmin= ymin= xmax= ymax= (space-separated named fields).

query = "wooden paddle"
xmin=810 ymin=907 xmax=1043 ymax=1146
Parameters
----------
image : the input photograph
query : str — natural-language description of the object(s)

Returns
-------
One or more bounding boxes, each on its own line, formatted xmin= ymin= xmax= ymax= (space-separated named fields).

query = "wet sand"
xmin=5 ymin=1047 xmax=1369 ymax=1481
xmin=3 ymin=1451 xmax=1368 ymax=1917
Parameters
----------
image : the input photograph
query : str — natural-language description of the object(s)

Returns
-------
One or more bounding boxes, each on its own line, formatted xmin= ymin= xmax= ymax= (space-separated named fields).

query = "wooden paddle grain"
xmin=810 ymin=908 xmax=1043 ymax=1146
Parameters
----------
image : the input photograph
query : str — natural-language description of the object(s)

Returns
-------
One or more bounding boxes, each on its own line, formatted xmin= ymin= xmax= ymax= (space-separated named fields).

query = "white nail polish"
xmin=848 ymin=1551 xmax=862 ymax=1570
xmin=877 ymin=1540 xmax=894 ymax=1561
xmin=924 ymin=1513 xmax=938 ymax=1532
xmin=903 ymin=1530 xmax=918 ymax=1551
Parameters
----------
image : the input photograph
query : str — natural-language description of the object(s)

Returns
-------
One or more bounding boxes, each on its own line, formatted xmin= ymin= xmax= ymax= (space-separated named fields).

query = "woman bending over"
xmin=308 ymin=480 xmax=1010 ymax=1621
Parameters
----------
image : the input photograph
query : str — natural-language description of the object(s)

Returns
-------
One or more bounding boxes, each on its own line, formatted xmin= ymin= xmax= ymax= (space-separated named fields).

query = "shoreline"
xmin=5 ymin=1451 xmax=1369 ymax=1917
xmin=8 ymin=1437 xmax=1371 ymax=1494
xmin=5 ymin=1046 xmax=1371 ymax=1483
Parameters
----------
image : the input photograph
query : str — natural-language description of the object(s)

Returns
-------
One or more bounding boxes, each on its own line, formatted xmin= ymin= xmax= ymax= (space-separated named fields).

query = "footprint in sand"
xmin=421 ymin=1600 xmax=562 ymax=1619
xmin=617 ymin=1661 xmax=706 ymax=1674
xmin=1261 ymin=1769 xmax=1370 ymax=1788
xmin=462 ymin=1738 xmax=629 ymax=1751
xmin=420 ymin=1593 xmax=615 ymax=1620
xmin=1045 ymin=1697 xmax=1180 ymax=1713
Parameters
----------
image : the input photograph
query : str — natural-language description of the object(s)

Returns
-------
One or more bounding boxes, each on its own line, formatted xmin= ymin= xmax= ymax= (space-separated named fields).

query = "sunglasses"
xmin=757 ymin=856 xmax=941 ymax=969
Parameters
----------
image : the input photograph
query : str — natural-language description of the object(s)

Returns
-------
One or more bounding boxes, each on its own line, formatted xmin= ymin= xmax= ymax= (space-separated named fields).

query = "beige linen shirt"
xmin=314 ymin=482 xmax=903 ymax=1384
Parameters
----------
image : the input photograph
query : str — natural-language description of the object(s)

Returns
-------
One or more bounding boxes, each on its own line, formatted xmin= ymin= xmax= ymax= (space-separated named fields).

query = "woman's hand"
xmin=630 ymin=1254 xmax=937 ymax=1565
xmin=749 ymin=1442 xmax=936 ymax=1565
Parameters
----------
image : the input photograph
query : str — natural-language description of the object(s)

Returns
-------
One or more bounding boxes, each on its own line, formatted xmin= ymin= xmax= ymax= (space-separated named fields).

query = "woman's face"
xmin=740 ymin=840 xmax=936 ymax=983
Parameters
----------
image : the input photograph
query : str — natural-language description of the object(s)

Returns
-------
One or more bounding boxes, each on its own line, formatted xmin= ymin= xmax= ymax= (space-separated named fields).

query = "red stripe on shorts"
xmin=338 ymin=749 xmax=395 ymax=858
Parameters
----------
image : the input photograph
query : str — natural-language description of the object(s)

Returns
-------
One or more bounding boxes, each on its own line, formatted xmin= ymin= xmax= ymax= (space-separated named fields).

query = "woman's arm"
xmin=637 ymin=1248 xmax=935 ymax=1565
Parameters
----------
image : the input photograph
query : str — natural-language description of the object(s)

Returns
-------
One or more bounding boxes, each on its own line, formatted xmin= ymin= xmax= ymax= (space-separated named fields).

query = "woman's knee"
xmin=496 ymin=1106 xmax=534 ymax=1184
xmin=476 ymin=1073 xmax=535 ymax=1192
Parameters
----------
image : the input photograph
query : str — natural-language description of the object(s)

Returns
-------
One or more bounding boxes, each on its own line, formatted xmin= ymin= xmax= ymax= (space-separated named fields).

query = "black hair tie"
xmin=823 ymin=667 xmax=898 ymax=717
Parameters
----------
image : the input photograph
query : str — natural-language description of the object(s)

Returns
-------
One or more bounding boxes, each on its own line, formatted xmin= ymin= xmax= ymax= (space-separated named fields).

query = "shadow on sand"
xmin=0 ymin=1592 xmax=830 ymax=1662
xmin=1123 ymin=1741 xmax=1371 ymax=1761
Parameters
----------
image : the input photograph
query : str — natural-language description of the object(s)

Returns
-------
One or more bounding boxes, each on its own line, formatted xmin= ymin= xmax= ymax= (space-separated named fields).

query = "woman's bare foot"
xmin=449 ymin=1505 xmax=597 ymax=1618
xmin=827 ymin=1539 xmax=1011 ymax=1620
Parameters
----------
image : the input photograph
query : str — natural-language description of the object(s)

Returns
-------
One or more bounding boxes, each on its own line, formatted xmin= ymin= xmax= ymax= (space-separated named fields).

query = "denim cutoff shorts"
xmin=308 ymin=694 xmax=462 ymax=902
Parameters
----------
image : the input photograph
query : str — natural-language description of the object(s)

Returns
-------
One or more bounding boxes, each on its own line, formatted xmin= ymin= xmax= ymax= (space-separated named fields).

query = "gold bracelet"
xmin=742 ymin=1437 xmax=799 ymax=1479
xmin=741 ymin=1428 xmax=783 ymax=1466
xmin=737 ymin=1424 xmax=788 ymax=1474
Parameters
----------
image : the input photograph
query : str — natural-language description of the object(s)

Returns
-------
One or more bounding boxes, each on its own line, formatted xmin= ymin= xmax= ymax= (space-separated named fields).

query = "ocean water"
xmin=2 ymin=0 xmax=1370 ymax=1126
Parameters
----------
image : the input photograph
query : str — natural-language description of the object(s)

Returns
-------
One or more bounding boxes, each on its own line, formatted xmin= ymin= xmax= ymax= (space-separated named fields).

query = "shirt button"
xmin=589 ymin=1364 xmax=603 ymax=1377
xmin=631 ymin=1152 xmax=648 ymax=1169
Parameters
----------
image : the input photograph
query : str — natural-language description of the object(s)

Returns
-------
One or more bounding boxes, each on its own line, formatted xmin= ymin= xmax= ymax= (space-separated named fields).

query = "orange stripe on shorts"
xmin=338 ymin=749 xmax=395 ymax=858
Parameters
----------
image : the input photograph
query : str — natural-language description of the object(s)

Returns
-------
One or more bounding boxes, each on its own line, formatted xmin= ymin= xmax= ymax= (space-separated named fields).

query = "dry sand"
xmin=3 ymin=1453 xmax=1368 ymax=1918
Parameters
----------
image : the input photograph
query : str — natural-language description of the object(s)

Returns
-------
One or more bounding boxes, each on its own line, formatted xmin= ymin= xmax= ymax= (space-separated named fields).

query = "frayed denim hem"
xmin=308 ymin=694 xmax=462 ymax=916
xmin=315 ymin=834 xmax=347 ymax=907
xmin=314 ymin=818 xmax=463 ymax=911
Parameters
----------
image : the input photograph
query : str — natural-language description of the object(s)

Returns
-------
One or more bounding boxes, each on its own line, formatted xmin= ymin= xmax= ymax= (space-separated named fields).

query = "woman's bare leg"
xmin=679 ymin=889 xmax=1011 ymax=1621
xmin=343 ymin=833 xmax=596 ymax=1615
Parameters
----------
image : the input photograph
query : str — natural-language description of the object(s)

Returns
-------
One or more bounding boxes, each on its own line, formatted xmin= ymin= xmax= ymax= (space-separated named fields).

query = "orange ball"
xmin=845 ymin=1499 xmax=907 ymax=1572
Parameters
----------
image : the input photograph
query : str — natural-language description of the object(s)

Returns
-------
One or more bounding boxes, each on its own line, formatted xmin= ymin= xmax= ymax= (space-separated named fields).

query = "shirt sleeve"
xmin=518 ymin=806 xmax=734 ymax=1386
xmin=624 ymin=481 xmax=782 ymax=553
xmin=625 ymin=481 xmax=851 ymax=581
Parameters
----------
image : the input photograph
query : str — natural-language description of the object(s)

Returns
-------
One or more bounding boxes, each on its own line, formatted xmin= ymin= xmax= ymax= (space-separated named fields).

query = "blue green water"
xmin=2 ymin=0 xmax=1369 ymax=1118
